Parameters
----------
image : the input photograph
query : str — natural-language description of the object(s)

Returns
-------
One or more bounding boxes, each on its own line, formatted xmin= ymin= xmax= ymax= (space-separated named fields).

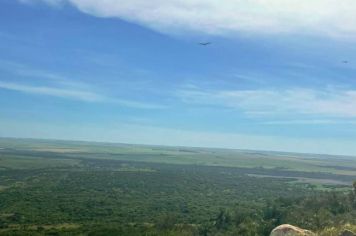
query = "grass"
xmin=0 ymin=138 xmax=355 ymax=235
xmin=0 ymin=138 xmax=355 ymax=187
xmin=318 ymin=224 xmax=356 ymax=236
xmin=0 ymin=155 xmax=80 ymax=170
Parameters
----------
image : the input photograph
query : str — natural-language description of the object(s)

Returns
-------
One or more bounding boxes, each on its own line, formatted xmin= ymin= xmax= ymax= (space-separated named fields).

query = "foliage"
xmin=0 ymin=138 xmax=355 ymax=235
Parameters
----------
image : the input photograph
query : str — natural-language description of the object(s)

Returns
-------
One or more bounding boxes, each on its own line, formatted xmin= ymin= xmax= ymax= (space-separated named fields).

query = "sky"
xmin=1 ymin=0 xmax=356 ymax=155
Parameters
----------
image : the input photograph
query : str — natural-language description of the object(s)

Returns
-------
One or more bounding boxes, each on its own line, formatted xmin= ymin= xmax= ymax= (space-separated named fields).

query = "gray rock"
xmin=270 ymin=224 xmax=315 ymax=236
xmin=340 ymin=229 xmax=356 ymax=236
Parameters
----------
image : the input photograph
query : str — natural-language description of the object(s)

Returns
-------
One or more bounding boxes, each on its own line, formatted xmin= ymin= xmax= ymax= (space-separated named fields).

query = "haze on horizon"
xmin=1 ymin=0 xmax=356 ymax=156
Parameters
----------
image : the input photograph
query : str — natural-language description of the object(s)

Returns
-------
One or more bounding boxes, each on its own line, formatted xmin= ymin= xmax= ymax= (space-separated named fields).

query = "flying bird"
xmin=199 ymin=42 xmax=211 ymax=46
xmin=342 ymin=60 xmax=349 ymax=64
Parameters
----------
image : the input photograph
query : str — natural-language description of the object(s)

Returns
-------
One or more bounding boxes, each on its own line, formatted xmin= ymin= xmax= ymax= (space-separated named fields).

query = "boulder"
xmin=270 ymin=224 xmax=315 ymax=236
xmin=340 ymin=229 xmax=356 ymax=236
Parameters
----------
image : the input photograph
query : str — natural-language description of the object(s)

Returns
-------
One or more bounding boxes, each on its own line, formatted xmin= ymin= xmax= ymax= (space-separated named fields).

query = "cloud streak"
xmin=0 ymin=81 xmax=165 ymax=109
xmin=177 ymin=87 xmax=356 ymax=118
xmin=0 ymin=60 xmax=166 ymax=109
xmin=19 ymin=0 xmax=62 ymax=6
xmin=260 ymin=119 xmax=356 ymax=125
xmin=0 ymin=81 xmax=102 ymax=102
xmin=21 ymin=0 xmax=356 ymax=39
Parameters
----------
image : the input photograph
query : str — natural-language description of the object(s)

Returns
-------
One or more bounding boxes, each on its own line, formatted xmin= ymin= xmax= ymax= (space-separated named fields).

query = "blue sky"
xmin=1 ymin=0 xmax=356 ymax=155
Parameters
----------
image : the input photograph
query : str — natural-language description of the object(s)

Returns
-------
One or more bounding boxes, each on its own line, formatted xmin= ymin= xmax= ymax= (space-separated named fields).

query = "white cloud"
xmin=0 ymin=81 xmax=165 ymax=109
xmin=0 ymin=81 xmax=103 ymax=102
xmin=21 ymin=0 xmax=356 ymax=39
xmin=260 ymin=119 xmax=356 ymax=125
xmin=177 ymin=88 xmax=356 ymax=118
xmin=0 ymin=60 xmax=166 ymax=109
xmin=109 ymin=98 xmax=167 ymax=109
xmin=19 ymin=0 xmax=62 ymax=6
xmin=0 ymin=59 xmax=70 ymax=82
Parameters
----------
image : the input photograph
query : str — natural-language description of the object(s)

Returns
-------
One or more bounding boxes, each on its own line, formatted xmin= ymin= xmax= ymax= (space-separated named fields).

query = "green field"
xmin=1 ymin=138 xmax=356 ymax=177
xmin=0 ymin=138 xmax=355 ymax=235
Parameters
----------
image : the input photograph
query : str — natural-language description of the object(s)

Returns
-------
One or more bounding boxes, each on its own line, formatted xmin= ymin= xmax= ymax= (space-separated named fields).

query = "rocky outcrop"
xmin=270 ymin=224 xmax=315 ymax=236
xmin=340 ymin=229 xmax=356 ymax=236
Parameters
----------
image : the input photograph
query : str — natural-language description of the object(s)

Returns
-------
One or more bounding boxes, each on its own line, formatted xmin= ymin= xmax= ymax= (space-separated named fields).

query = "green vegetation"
xmin=0 ymin=138 xmax=355 ymax=235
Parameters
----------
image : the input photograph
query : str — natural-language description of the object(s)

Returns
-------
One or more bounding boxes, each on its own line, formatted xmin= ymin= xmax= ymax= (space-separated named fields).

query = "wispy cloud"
xmin=0 ymin=81 xmax=105 ymax=102
xmin=19 ymin=0 xmax=62 ymax=6
xmin=0 ymin=60 xmax=68 ymax=82
xmin=0 ymin=60 xmax=166 ymax=109
xmin=177 ymin=87 xmax=356 ymax=118
xmin=260 ymin=119 xmax=356 ymax=125
xmin=0 ymin=81 xmax=165 ymax=109
xmin=109 ymin=98 xmax=167 ymax=110
xmin=20 ymin=0 xmax=356 ymax=39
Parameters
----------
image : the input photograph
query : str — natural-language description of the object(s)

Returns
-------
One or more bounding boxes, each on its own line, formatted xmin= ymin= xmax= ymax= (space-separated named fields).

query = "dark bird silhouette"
xmin=342 ymin=60 xmax=349 ymax=63
xmin=199 ymin=42 xmax=211 ymax=46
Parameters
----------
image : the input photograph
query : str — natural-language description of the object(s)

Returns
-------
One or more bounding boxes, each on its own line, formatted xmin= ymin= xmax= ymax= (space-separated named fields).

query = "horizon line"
xmin=1 ymin=136 xmax=355 ymax=159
